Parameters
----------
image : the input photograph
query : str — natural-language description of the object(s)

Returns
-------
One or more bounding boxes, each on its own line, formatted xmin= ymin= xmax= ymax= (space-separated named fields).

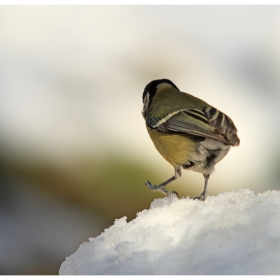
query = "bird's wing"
xmin=147 ymin=106 xmax=240 ymax=146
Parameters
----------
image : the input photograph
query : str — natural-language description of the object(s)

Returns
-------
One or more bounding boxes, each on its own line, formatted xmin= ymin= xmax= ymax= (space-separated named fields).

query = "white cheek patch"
xmin=143 ymin=92 xmax=150 ymax=116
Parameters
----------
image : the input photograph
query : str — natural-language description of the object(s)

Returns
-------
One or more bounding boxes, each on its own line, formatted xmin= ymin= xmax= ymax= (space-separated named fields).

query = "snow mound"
xmin=59 ymin=189 xmax=280 ymax=275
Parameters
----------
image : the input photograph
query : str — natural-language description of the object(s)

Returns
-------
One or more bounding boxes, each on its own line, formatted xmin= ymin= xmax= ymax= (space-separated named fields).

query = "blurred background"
xmin=1 ymin=5 xmax=280 ymax=275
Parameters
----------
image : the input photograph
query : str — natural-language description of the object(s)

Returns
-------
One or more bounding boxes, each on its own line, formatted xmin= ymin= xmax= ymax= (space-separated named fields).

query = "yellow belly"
xmin=147 ymin=125 xmax=198 ymax=169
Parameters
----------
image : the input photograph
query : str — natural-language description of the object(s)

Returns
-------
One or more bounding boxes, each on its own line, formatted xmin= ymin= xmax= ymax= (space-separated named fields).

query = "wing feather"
xmin=147 ymin=107 xmax=240 ymax=146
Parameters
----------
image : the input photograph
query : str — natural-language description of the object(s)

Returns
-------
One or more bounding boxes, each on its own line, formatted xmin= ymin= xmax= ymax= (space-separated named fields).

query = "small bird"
xmin=142 ymin=79 xmax=240 ymax=201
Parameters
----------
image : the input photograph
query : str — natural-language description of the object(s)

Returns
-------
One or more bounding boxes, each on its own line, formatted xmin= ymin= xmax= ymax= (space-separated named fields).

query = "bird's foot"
xmin=193 ymin=193 xmax=206 ymax=201
xmin=145 ymin=180 xmax=179 ymax=198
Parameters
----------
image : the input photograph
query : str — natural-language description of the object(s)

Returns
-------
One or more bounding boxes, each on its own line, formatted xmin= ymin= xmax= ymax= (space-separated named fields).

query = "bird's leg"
xmin=145 ymin=167 xmax=182 ymax=198
xmin=193 ymin=174 xmax=210 ymax=201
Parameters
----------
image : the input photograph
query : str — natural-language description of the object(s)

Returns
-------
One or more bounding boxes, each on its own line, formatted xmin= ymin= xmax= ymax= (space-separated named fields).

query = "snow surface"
xmin=59 ymin=189 xmax=280 ymax=275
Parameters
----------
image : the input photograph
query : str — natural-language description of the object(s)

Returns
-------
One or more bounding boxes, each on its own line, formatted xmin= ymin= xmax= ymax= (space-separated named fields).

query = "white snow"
xmin=59 ymin=189 xmax=280 ymax=275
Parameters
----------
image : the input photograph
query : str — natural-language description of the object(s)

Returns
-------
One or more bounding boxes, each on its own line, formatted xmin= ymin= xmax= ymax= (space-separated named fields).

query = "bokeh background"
xmin=1 ymin=5 xmax=280 ymax=275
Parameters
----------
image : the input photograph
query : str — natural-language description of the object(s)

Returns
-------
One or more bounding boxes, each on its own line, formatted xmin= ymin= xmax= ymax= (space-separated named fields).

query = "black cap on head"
xmin=142 ymin=79 xmax=179 ymax=102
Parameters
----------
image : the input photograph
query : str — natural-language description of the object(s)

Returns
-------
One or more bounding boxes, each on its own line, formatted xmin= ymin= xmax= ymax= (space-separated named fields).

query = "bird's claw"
xmin=145 ymin=180 xmax=179 ymax=198
xmin=193 ymin=193 xmax=206 ymax=201
xmin=145 ymin=180 xmax=158 ymax=191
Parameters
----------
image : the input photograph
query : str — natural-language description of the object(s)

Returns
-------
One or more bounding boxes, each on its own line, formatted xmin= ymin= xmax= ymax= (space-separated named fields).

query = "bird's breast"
xmin=146 ymin=125 xmax=202 ymax=168
xmin=146 ymin=125 xmax=231 ymax=175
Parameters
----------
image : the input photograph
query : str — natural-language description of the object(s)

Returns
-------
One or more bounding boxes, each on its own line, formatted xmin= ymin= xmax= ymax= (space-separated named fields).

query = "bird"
xmin=142 ymin=79 xmax=240 ymax=201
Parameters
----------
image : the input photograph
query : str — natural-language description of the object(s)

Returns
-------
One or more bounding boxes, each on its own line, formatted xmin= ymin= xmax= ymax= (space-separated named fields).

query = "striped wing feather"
xmin=148 ymin=107 xmax=240 ymax=146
